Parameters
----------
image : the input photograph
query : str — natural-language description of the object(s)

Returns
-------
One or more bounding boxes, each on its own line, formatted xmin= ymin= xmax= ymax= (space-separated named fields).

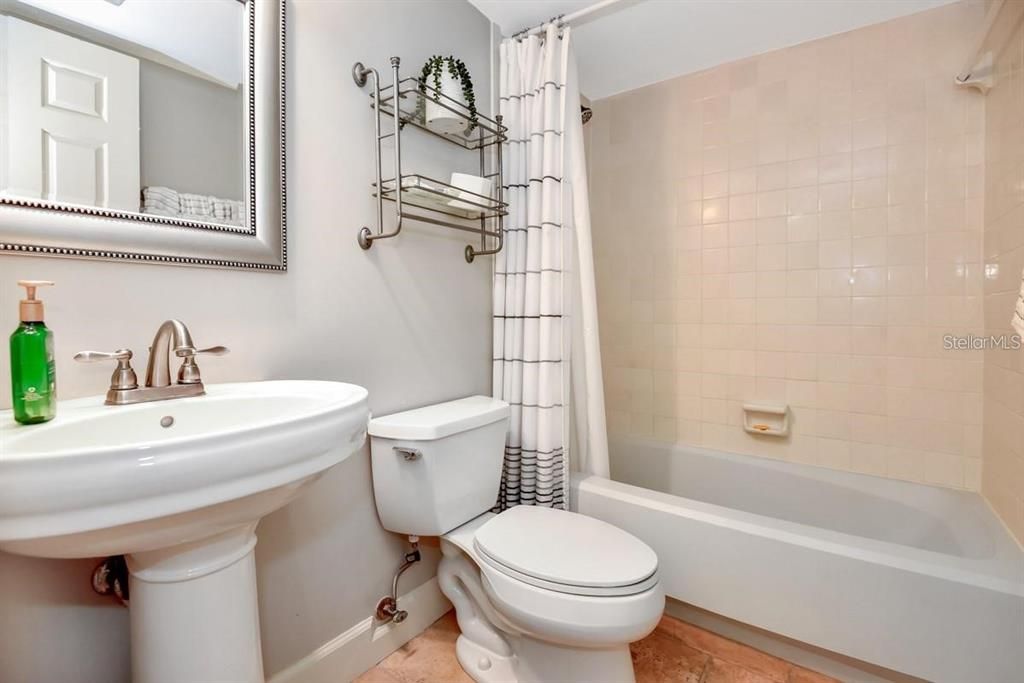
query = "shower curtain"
xmin=493 ymin=24 xmax=610 ymax=511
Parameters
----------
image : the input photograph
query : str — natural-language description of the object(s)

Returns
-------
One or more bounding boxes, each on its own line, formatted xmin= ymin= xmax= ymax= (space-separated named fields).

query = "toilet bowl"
xmin=441 ymin=508 xmax=664 ymax=683
xmin=368 ymin=396 xmax=664 ymax=683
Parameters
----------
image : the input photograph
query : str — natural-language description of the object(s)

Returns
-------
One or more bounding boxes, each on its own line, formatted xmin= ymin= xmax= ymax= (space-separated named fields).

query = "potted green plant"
xmin=417 ymin=55 xmax=478 ymax=135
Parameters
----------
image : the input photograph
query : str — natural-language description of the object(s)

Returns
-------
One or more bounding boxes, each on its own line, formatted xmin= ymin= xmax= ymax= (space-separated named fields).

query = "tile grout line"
xmin=696 ymin=653 xmax=712 ymax=683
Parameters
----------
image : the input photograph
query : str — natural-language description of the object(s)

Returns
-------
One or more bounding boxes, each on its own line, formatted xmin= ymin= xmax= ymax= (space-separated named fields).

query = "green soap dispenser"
xmin=10 ymin=280 xmax=56 ymax=424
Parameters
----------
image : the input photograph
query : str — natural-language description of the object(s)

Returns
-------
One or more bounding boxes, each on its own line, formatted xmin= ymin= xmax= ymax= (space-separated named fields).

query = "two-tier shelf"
xmin=352 ymin=57 xmax=507 ymax=263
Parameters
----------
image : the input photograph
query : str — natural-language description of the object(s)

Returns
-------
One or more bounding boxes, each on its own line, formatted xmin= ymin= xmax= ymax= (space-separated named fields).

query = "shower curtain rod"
xmin=512 ymin=0 xmax=633 ymax=39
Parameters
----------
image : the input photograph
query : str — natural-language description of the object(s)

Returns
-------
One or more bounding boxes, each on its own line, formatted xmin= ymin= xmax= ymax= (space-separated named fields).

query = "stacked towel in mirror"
xmin=141 ymin=186 xmax=245 ymax=227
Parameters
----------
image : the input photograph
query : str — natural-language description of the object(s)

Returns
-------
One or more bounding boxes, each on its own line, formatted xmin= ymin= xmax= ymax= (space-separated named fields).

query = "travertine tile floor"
xmin=356 ymin=611 xmax=840 ymax=683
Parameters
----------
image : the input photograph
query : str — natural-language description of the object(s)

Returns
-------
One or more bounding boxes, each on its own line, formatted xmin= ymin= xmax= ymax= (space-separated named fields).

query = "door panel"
xmin=43 ymin=133 xmax=109 ymax=207
xmin=44 ymin=61 xmax=107 ymax=119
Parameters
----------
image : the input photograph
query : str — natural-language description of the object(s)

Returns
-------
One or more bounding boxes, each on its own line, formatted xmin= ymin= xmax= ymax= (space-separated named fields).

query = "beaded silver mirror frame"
xmin=0 ymin=0 xmax=286 ymax=271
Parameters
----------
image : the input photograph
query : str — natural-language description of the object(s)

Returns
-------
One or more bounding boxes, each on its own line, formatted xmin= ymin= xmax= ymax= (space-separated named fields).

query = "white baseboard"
xmin=267 ymin=577 xmax=452 ymax=683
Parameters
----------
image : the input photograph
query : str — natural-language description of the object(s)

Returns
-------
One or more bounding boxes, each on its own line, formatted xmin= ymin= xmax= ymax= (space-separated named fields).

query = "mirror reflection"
xmin=0 ymin=0 xmax=247 ymax=227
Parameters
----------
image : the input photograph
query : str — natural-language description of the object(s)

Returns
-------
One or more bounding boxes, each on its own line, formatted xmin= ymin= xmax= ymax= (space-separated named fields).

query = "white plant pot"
xmin=425 ymin=70 xmax=469 ymax=135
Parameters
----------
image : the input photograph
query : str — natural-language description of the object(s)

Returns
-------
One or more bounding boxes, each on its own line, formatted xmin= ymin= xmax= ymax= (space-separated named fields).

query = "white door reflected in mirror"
xmin=3 ymin=15 xmax=141 ymax=211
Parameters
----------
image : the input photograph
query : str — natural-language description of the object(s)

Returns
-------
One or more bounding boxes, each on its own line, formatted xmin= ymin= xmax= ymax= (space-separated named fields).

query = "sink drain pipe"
xmin=375 ymin=536 xmax=421 ymax=624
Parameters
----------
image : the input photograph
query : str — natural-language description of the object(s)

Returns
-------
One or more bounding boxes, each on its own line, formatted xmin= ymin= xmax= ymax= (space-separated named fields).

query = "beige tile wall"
xmin=587 ymin=1 xmax=989 ymax=489
xmin=982 ymin=14 xmax=1024 ymax=542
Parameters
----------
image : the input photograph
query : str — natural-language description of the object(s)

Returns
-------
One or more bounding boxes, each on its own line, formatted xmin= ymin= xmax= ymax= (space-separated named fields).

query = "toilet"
xmin=368 ymin=396 xmax=664 ymax=683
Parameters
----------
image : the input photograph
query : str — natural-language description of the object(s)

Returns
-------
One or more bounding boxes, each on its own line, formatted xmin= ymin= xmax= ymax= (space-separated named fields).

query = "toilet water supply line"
xmin=376 ymin=536 xmax=421 ymax=624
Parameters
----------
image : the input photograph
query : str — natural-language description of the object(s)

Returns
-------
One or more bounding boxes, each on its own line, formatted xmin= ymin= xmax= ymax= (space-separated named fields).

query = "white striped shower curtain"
xmin=493 ymin=25 xmax=609 ymax=510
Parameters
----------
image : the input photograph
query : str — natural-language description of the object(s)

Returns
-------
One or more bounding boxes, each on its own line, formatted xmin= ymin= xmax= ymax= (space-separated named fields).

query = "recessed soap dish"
xmin=742 ymin=403 xmax=789 ymax=437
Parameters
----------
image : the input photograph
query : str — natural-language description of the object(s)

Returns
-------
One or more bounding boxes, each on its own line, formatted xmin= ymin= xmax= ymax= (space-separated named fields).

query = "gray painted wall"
xmin=139 ymin=59 xmax=244 ymax=200
xmin=0 ymin=1 xmax=493 ymax=681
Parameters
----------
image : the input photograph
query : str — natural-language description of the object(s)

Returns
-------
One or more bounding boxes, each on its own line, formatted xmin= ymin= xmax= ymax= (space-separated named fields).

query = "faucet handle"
xmin=73 ymin=349 xmax=139 ymax=391
xmin=74 ymin=349 xmax=133 ymax=363
xmin=174 ymin=345 xmax=229 ymax=358
xmin=174 ymin=345 xmax=229 ymax=385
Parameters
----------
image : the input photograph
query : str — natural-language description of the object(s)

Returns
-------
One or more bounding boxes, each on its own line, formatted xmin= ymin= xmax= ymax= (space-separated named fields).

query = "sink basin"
xmin=0 ymin=380 xmax=369 ymax=558
xmin=0 ymin=380 xmax=369 ymax=683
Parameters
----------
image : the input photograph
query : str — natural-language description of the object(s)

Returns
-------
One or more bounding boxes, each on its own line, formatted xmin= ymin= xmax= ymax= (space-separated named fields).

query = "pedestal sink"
xmin=0 ymin=380 xmax=369 ymax=683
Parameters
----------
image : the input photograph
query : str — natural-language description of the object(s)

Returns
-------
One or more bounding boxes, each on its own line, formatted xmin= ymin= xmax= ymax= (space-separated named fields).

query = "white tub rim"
xmin=572 ymin=471 xmax=1024 ymax=597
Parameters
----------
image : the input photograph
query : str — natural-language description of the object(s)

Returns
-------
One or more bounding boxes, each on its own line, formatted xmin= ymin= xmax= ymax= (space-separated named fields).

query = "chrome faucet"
xmin=74 ymin=320 xmax=228 ymax=405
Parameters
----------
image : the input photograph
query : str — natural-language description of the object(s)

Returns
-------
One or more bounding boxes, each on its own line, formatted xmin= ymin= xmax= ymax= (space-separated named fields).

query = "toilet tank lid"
xmin=368 ymin=396 xmax=510 ymax=440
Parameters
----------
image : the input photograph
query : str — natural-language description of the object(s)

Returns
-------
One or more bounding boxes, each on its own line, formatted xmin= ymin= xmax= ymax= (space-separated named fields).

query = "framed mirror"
xmin=0 ymin=0 xmax=285 ymax=270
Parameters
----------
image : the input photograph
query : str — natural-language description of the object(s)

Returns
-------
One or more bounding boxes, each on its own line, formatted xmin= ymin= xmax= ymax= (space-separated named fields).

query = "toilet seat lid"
xmin=473 ymin=506 xmax=658 ymax=593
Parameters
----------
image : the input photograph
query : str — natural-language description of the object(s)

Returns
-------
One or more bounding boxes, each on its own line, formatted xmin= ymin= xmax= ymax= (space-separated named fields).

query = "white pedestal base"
xmin=127 ymin=524 xmax=264 ymax=683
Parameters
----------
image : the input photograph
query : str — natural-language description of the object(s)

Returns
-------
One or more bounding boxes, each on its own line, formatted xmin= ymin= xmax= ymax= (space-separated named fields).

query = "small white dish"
xmin=447 ymin=172 xmax=493 ymax=213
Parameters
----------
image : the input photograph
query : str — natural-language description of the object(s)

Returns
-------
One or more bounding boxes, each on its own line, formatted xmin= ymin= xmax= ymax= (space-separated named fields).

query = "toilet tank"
xmin=368 ymin=396 xmax=509 ymax=536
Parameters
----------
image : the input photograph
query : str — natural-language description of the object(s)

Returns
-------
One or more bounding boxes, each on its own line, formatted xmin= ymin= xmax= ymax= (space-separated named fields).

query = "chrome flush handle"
xmin=73 ymin=349 xmax=139 ymax=392
xmin=393 ymin=446 xmax=421 ymax=461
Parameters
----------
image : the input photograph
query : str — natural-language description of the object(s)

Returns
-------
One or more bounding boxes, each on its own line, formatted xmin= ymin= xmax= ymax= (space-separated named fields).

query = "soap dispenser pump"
xmin=10 ymin=280 xmax=57 ymax=424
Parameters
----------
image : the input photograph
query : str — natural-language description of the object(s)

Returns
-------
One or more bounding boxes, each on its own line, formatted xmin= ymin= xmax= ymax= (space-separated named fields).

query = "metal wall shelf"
xmin=352 ymin=57 xmax=506 ymax=263
xmin=378 ymin=77 xmax=506 ymax=150
xmin=376 ymin=174 xmax=508 ymax=221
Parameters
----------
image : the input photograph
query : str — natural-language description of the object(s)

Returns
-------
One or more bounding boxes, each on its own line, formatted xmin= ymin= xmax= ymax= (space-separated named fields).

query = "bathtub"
xmin=572 ymin=437 xmax=1024 ymax=683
